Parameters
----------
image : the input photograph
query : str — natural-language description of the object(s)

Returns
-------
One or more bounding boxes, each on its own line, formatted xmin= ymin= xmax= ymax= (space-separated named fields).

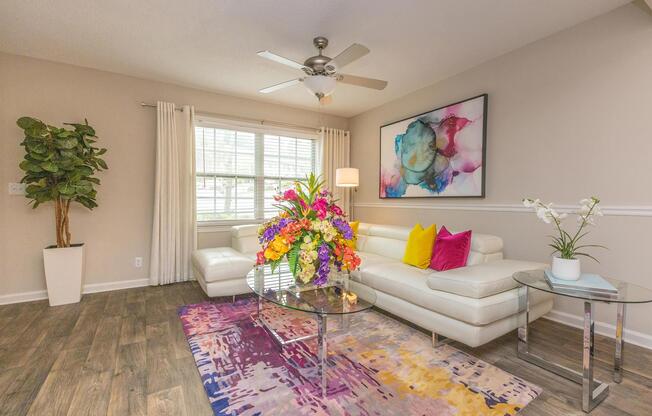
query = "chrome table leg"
xmin=614 ymin=303 xmax=626 ymax=383
xmin=317 ymin=313 xmax=327 ymax=397
xmin=517 ymin=286 xmax=530 ymax=356
xmin=516 ymin=292 xmax=609 ymax=412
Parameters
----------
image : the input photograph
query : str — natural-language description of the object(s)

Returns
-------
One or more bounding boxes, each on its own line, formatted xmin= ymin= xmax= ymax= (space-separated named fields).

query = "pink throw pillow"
xmin=429 ymin=226 xmax=472 ymax=271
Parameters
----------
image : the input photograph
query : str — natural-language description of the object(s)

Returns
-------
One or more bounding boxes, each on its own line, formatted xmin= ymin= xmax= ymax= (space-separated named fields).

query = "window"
xmin=195 ymin=122 xmax=317 ymax=223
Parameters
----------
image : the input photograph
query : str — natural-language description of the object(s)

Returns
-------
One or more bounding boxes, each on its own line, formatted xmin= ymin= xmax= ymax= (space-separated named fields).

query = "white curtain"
xmin=320 ymin=127 xmax=351 ymax=216
xmin=150 ymin=102 xmax=197 ymax=285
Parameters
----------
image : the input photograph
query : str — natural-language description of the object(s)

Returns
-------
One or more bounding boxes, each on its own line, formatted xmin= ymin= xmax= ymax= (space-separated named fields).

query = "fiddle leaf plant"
xmin=17 ymin=116 xmax=108 ymax=248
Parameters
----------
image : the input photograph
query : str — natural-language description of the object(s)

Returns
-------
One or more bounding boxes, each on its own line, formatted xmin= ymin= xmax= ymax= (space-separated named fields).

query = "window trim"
xmin=194 ymin=119 xmax=320 ymax=227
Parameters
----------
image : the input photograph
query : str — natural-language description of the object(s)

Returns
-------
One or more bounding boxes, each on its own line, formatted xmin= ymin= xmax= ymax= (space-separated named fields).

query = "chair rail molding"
xmin=353 ymin=202 xmax=652 ymax=217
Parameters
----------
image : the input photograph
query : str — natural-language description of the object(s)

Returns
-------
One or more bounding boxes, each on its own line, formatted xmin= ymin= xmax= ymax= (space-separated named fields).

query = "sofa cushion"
xmin=427 ymin=259 xmax=547 ymax=298
xmin=231 ymin=224 xmax=260 ymax=255
xmin=350 ymin=251 xmax=399 ymax=280
xmin=359 ymin=225 xmax=410 ymax=261
xmin=192 ymin=247 xmax=254 ymax=283
xmin=429 ymin=226 xmax=472 ymax=271
xmin=402 ymin=224 xmax=436 ymax=269
xmin=360 ymin=260 xmax=551 ymax=325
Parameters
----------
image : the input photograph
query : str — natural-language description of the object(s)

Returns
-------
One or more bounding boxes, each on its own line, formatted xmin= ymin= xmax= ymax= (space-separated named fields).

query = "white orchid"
xmin=523 ymin=196 xmax=605 ymax=261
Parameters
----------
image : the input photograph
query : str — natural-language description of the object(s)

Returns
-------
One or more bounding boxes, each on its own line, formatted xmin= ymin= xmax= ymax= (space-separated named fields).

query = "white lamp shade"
xmin=336 ymin=168 xmax=359 ymax=187
xmin=303 ymin=75 xmax=336 ymax=96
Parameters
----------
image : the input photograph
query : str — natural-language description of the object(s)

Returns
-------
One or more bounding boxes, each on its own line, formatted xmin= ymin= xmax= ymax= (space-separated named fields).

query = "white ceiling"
xmin=0 ymin=0 xmax=629 ymax=117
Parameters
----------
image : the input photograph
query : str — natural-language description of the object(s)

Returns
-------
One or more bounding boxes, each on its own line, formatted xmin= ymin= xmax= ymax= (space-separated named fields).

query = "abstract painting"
xmin=379 ymin=94 xmax=487 ymax=198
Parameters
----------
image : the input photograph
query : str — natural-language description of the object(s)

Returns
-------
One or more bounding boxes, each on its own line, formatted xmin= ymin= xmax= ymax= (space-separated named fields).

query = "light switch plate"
xmin=8 ymin=183 xmax=26 ymax=195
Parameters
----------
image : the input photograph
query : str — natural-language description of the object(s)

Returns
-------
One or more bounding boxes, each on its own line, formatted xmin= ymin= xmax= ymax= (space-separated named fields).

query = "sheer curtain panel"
xmin=150 ymin=102 xmax=197 ymax=285
xmin=320 ymin=127 xmax=351 ymax=216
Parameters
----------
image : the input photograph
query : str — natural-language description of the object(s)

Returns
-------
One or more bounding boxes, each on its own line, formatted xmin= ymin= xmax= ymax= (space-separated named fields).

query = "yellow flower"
xmin=270 ymin=236 xmax=290 ymax=254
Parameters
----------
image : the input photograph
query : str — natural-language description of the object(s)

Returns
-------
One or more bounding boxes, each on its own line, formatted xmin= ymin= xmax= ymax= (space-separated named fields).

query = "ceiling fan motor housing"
xmin=303 ymin=36 xmax=337 ymax=75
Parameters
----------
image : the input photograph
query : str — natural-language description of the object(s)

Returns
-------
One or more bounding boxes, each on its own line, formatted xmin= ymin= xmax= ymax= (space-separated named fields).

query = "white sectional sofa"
xmin=191 ymin=222 xmax=553 ymax=347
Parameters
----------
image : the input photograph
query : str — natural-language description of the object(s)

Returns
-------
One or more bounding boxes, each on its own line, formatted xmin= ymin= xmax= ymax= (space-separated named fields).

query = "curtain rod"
xmin=139 ymin=102 xmax=321 ymax=133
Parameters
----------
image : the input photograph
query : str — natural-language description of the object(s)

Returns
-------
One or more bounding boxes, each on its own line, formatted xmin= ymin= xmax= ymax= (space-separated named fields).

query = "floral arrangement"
xmin=523 ymin=196 xmax=605 ymax=261
xmin=256 ymin=173 xmax=361 ymax=285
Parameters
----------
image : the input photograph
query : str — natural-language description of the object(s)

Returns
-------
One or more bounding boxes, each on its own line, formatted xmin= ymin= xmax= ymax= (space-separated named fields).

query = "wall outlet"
xmin=8 ymin=183 xmax=26 ymax=195
xmin=134 ymin=257 xmax=143 ymax=268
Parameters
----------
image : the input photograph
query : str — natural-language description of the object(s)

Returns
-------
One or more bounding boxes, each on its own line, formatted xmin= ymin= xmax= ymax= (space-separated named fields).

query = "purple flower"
xmin=332 ymin=218 xmax=353 ymax=240
xmin=259 ymin=218 xmax=293 ymax=244
xmin=314 ymin=243 xmax=331 ymax=286
xmin=260 ymin=224 xmax=280 ymax=243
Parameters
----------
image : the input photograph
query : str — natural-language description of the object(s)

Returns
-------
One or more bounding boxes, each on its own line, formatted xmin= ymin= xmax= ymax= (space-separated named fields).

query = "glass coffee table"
xmin=513 ymin=269 xmax=652 ymax=412
xmin=246 ymin=264 xmax=376 ymax=396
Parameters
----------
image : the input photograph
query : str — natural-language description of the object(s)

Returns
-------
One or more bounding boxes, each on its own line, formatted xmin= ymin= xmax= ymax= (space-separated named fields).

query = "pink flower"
xmin=330 ymin=204 xmax=343 ymax=216
xmin=283 ymin=189 xmax=298 ymax=200
xmin=312 ymin=198 xmax=329 ymax=220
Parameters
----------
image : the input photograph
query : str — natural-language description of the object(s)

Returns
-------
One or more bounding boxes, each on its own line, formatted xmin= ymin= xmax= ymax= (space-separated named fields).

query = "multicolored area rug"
xmin=178 ymin=299 xmax=541 ymax=415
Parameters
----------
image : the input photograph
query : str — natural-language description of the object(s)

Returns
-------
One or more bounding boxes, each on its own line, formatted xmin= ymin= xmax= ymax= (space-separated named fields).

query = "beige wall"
xmin=0 ymin=52 xmax=347 ymax=297
xmin=350 ymin=4 xmax=652 ymax=338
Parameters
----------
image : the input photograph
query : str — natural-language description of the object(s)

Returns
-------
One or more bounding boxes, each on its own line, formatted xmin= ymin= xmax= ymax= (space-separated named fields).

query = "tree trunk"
xmin=55 ymin=198 xmax=63 ymax=247
xmin=63 ymin=199 xmax=71 ymax=247
xmin=54 ymin=197 xmax=71 ymax=248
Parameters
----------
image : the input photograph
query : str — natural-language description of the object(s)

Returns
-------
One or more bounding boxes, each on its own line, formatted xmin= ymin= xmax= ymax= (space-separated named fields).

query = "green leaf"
xmin=287 ymin=245 xmax=300 ymax=278
xmin=40 ymin=161 xmax=59 ymax=172
xmin=575 ymin=252 xmax=600 ymax=263
xmin=17 ymin=116 xmax=41 ymax=130
xmin=55 ymin=137 xmax=78 ymax=149
xmin=57 ymin=182 xmax=75 ymax=195
xmin=97 ymin=159 xmax=108 ymax=170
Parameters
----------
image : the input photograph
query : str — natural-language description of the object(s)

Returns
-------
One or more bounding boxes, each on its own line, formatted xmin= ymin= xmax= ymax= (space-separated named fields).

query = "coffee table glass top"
xmin=246 ymin=264 xmax=376 ymax=315
xmin=513 ymin=269 xmax=652 ymax=304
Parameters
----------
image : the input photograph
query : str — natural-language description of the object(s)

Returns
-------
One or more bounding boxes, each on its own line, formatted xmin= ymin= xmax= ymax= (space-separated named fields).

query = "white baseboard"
xmin=0 ymin=278 xmax=151 ymax=305
xmin=543 ymin=309 xmax=652 ymax=350
xmin=82 ymin=278 xmax=150 ymax=294
xmin=0 ymin=290 xmax=49 ymax=305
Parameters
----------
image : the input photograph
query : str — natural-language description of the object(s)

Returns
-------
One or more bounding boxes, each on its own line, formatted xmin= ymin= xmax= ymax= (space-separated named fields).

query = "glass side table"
xmin=513 ymin=270 xmax=652 ymax=413
xmin=246 ymin=263 xmax=377 ymax=397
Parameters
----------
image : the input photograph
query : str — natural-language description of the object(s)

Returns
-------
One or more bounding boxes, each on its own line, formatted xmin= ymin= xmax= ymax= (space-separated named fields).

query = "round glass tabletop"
xmin=246 ymin=264 xmax=377 ymax=315
xmin=513 ymin=269 xmax=652 ymax=304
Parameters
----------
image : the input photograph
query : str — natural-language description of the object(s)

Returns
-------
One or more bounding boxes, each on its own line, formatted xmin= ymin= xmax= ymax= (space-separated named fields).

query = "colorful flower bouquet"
xmin=256 ymin=173 xmax=361 ymax=287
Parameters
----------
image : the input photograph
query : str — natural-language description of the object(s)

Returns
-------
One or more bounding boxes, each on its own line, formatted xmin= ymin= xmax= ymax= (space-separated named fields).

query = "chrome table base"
xmin=517 ymin=286 xmax=626 ymax=413
xmin=256 ymin=296 xmax=352 ymax=397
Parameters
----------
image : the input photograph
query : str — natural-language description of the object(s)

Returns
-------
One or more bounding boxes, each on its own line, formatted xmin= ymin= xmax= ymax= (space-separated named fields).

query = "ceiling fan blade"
xmin=257 ymin=50 xmax=306 ymax=71
xmin=259 ymin=79 xmax=302 ymax=94
xmin=332 ymin=43 xmax=370 ymax=68
xmin=337 ymin=74 xmax=388 ymax=90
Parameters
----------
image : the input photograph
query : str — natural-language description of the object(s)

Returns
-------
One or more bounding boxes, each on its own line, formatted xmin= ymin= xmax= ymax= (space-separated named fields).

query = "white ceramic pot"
xmin=551 ymin=256 xmax=581 ymax=281
xmin=42 ymin=244 xmax=85 ymax=306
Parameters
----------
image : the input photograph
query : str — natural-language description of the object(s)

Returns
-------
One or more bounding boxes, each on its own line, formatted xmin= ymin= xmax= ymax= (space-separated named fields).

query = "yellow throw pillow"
xmin=347 ymin=221 xmax=360 ymax=249
xmin=402 ymin=223 xmax=437 ymax=269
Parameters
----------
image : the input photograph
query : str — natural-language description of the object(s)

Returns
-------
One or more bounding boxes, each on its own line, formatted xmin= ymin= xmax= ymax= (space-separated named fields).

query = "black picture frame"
xmin=378 ymin=93 xmax=488 ymax=199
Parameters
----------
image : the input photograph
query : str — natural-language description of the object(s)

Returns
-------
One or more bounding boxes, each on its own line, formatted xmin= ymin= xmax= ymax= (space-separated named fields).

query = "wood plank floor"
xmin=0 ymin=282 xmax=650 ymax=415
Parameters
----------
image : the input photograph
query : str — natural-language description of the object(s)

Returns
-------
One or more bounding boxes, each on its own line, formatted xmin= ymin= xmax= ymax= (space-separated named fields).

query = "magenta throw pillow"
xmin=429 ymin=226 xmax=472 ymax=271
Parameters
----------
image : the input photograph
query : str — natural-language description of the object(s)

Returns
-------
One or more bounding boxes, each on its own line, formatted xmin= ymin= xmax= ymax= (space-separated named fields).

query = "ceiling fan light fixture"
xmin=303 ymin=75 xmax=336 ymax=97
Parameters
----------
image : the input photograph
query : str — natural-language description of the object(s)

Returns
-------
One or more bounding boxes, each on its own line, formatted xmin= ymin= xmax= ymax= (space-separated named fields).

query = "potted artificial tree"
xmin=17 ymin=117 xmax=107 ymax=306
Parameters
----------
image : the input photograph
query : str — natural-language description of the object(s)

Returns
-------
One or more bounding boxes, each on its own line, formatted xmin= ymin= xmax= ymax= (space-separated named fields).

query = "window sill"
xmin=197 ymin=220 xmax=262 ymax=233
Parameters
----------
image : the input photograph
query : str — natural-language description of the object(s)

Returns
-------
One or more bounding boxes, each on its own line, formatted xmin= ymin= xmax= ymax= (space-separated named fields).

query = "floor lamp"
xmin=335 ymin=168 xmax=359 ymax=220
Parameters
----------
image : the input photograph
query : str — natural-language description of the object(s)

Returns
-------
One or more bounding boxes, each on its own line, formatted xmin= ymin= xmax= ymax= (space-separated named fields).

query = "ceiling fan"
xmin=257 ymin=36 xmax=388 ymax=104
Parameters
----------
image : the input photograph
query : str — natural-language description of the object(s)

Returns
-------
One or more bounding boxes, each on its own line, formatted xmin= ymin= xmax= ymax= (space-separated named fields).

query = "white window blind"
xmin=195 ymin=123 xmax=317 ymax=223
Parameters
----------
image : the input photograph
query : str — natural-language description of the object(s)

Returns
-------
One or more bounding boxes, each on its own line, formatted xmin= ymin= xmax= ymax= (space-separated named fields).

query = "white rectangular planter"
xmin=42 ymin=244 xmax=85 ymax=306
